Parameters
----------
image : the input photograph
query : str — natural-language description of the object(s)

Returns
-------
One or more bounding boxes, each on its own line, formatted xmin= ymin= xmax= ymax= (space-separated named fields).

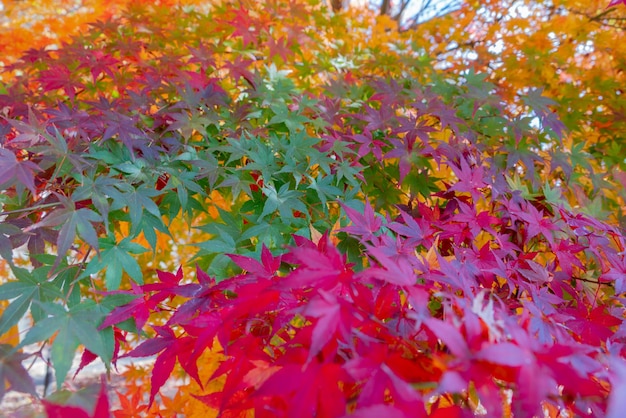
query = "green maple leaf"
xmin=259 ymin=183 xmax=308 ymax=222
xmin=506 ymin=174 xmax=538 ymax=200
xmin=569 ymin=141 xmax=593 ymax=171
xmin=81 ymin=236 xmax=148 ymax=289
xmin=268 ymin=102 xmax=310 ymax=132
xmin=0 ymin=267 xmax=65 ymax=336
xmin=541 ymin=181 xmax=571 ymax=210
xmin=307 ymin=173 xmax=342 ymax=208
xmin=18 ymin=301 xmax=114 ymax=389
xmin=72 ymin=175 xmax=119 ymax=230
xmin=114 ymin=183 xmax=163 ymax=229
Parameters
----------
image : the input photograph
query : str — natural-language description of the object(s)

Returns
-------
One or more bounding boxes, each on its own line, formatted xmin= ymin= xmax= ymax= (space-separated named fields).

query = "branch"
xmin=393 ymin=0 xmax=414 ymax=22
xmin=380 ymin=0 xmax=391 ymax=16
xmin=0 ymin=201 xmax=61 ymax=217
xmin=402 ymin=0 xmax=462 ymax=30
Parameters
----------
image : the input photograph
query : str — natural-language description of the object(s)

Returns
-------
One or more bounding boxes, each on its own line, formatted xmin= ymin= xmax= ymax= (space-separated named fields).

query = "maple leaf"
xmin=24 ymin=192 xmax=102 ymax=258
xmin=521 ymin=89 xmax=565 ymax=139
xmin=142 ymin=265 xmax=189 ymax=299
xmin=448 ymin=157 xmax=487 ymax=202
xmin=259 ymin=182 xmax=308 ymax=222
xmin=81 ymin=236 xmax=148 ymax=289
xmin=354 ymin=104 xmax=397 ymax=132
xmin=222 ymin=56 xmax=256 ymax=87
xmin=340 ymin=200 xmax=383 ymax=241
xmin=99 ymin=282 xmax=153 ymax=332
xmin=0 ymin=148 xmax=41 ymax=194
xmin=351 ymin=129 xmax=386 ymax=161
xmin=302 ymin=289 xmax=352 ymax=363
xmin=607 ymin=357 xmax=626 ymax=418
xmin=113 ymin=389 xmax=149 ymax=417
xmin=38 ymin=65 xmax=83 ymax=100
xmin=564 ymin=305 xmax=622 ymax=346
xmin=77 ymin=48 xmax=119 ymax=83
xmin=361 ymin=246 xmax=417 ymax=287
xmin=348 ymin=359 xmax=426 ymax=416
xmin=423 ymin=318 xmax=469 ymax=358
xmin=228 ymin=244 xmax=281 ymax=279
xmin=607 ymin=0 xmax=626 ymax=8
xmin=387 ymin=209 xmax=425 ymax=248
xmin=601 ymin=251 xmax=626 ymax=294
xmin=19 ymin=301 xmax=114 ymax=389
xmin=100 ymin=110 xmax=148 ymax=155
xmin=516 ymin=201 xmax=559 ymax=245
xmin=553 ymin=239 xmax=585 ymax=277
xmin=518 ymin=260 xmax=551 ymax=285
xmin=125 ymin=326 xmax=201 ymax=405
xmin=384 ymin=134 xmax=420 ymax=183
xmin=393 ymin=114 xmax=435 ymax=146
xmin=267 ymin=35 xmax=292 ymax=62
xmin=424 ymin=98 xmax=464 ymax=134
xmin=278 ymin=248 xmax=353 ymax=291
xmin=75 ymin=328 xmax=125 ymax=378
xmin=43 ymin=375 xmax=110 ymax=418
xmin=223 ymin=5 xmax=262 ymax=47
xmin=452 ymin=201 xmax=500 ymax=237
xmin=256 ymin=360 xmax=349 ymax=417
xmin=0 ymin=344 xmax=37 ymax=402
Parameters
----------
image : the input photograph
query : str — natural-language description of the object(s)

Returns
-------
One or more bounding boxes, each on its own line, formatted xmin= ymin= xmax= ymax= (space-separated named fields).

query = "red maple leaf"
xmin=256 ymin=360 xmax=349 ymax=417
xmin=351 ymin=129 xmax=386 ymax=161
xmin=99 ymin=282 xmax=157 ymax=332
xmin=267 ymin=35 xmax=292 ymax=61
xmin=38 ymin=65 xmax=83 ymax=101
xmin=228 ymin=244 xmax=281 ymax=279
xmin=223 ymin=5 xmax=263 ymax=47
xmin=302 ymin=289 xmax=352 ymax=362
xmin=125 ymin=326 xmax=201 ymax=405
xmin=553 ymin=239 xmax=585 ymax=276
xmin=77 ymin=49 xmax=119 ymax=83
xmin=222 ymin=56 xmax=256 ymax=87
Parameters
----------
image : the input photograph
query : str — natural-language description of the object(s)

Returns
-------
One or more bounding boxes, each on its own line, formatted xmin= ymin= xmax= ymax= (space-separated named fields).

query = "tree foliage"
xmin=0 ymin=0 xmax=625 ymax=416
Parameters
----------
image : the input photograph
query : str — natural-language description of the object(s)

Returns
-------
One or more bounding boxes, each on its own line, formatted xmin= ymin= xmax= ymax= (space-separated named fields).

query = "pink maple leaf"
xmin=302 ymin=289 xmax=352 ymax=362
xmin=340 ymin=200 xmax=383 ymax=241
xmin=448 ymin=157 xmax=486 ymax=202
xmin=608 ymin=0 xmax=626 ymax=8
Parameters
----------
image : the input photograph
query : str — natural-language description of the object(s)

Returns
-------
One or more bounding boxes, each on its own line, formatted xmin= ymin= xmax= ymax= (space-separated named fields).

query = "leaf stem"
xmin=0 ymin=202 xmax=60 ymax=217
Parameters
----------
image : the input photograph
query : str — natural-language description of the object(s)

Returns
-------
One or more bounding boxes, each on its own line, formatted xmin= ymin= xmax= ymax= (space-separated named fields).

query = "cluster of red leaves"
xmin=103 ymin=144 xmax=626 ymax=416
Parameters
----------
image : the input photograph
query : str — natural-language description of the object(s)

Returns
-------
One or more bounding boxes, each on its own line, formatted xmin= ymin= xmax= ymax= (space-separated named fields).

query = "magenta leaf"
xmin=0 ymin=148 xmax=41 ymax=194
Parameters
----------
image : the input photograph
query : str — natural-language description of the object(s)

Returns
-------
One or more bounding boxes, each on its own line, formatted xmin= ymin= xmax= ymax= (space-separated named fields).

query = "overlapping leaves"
xmin=0 ymin=0 xmax=624 ymax=416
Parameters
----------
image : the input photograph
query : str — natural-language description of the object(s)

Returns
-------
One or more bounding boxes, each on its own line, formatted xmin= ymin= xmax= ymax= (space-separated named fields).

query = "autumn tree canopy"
xmin=0 ymin=0 xmax=625 ymax=417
